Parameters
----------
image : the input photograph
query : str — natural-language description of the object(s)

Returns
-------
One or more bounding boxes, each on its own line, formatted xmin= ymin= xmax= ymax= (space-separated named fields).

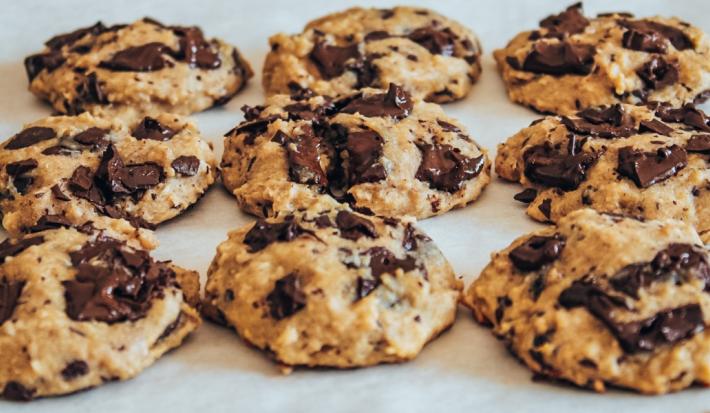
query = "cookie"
xmin=463 ymin=209 xmax=710 ymax=394
xmin=496 ymin=103 xmax=710 ymax=243
xmin=203 ymin=208 xmax=461 ymax=368
xmin=494 ymin=3 xmax=710 ymax=115
xmin=263 ymin=6 xmax=482 ymax=103
xmin=0 ymin=112 xmax=217 ymax=237
xmin=0 ymin=227 xmax=201 ymax=400
xmin=24 ymin=18 xmax=253 ymax=119
xmin=221 ymin=85 xmax=491 ymax=219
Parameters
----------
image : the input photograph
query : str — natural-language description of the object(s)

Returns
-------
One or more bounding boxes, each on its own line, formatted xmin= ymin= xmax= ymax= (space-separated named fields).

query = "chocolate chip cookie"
xmin=203 ymin=208 xmax=461 ymax=369
xmin=463 ymin=208 xmax=710 ymax=394
xmin=0 ymin=227 xmax=201 ymax=401
xmin=0 ymin=112 xmax=217 ymax=236
xmin=263 ymin=6 xmax=482 ymax=103
xmin=495 ymin=3 xmax=710 ymax=115
xmin=25 ymin=18 xmax=253 ymax=118
xmin=222 ymin=85 xmax=491 ymax=219
xmin=497 ymin=103 xmax=710 ymax=242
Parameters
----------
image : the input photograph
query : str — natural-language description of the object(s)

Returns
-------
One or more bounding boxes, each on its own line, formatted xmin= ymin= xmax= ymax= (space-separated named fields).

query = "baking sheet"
xmin=2 ymin=0 xmax=710 ymax=411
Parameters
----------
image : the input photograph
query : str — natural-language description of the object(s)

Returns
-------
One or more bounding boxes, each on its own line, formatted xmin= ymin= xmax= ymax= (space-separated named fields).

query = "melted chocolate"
xmin=99 ymin=42 xmax=172 ymax=71
xmin=520 ymin=41 xmax=595 ymax=75
xmin=523 ymin=143 xmax=598 ymax=190
xmin=132 ymin=117 xmax=177 ymax=141
xmin=617 ymin=145 xmax=687 ymax=188
xmin=637 ymin=57 xmax=678 ymax=90
xmin=539 ymin=3 xmax=589 ymax=37
xmin=340 ymin=84 xmax=413 ymax=119
xmin=415 ymin=143 xmax=484 ymax=192
xmin=266 ymin=273 xmax=306 ymax=319
xmin=309 ymin=40 xmax=360 ymax=79
xmin=335 ymin=211 xmax=377 ymax=240
xmin=243 ymin=219 xmax=308 ymax=252
xmin=509 ymin=234 xmax=565 ymax=271
xmin=171 ymin=155 xmax=200 ymax=176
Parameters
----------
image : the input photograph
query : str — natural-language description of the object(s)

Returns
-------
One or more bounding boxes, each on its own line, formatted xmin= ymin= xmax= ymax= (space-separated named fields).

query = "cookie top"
xmin=24 ymin=18 xmax=253 ymax=119
xmin=496 ymin=102 xmax=710 ymax=242
xmin=221 ymin=85 xmax=491 ymax=219
xmin=0 ymin=227 xmax=201 ymax=400
xmin=464 ymin=209 xmax=710 ymax=394
xmin=0 ymin=112 xmax=217 ymax=237
xmin=203 ymin=208 xmax=462 ymax=368
xmin=262 ymin=6 xmax=482 ymax=103
xmin=494 ymin=3 xmax=710 ymax=115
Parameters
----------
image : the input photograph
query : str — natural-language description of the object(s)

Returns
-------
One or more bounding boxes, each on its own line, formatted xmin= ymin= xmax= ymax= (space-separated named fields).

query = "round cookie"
xmin=0 ymin=112 xmax=218 ymax=236
xmin=203 ymin=208 xmax=462 ymax=369
xmin=496 ymin=103 xmax=710 ymax=243
xmin=463 ymin=209 xmax=710 ymax=394
xmin=24 ymin=18 xmax=253 ymax=119
xmin=0 ymin=227 xmax=201 ymax=401
xmin=263 ymin=6 xmax=482 ymax=103
xmin=222 ymin=85 xmax=491 ymax=219
xmin=494 ymin=3 xmax=710 ymax=115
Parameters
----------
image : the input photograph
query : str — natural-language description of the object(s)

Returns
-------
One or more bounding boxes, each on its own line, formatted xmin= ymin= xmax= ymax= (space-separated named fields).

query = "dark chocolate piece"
xmin=509 ymin=234 xmax=565 ymax=271
xmin=266 ymin=273 xmax=306 ymax=319
xmin=415 ymin=143 xmax=484 ymax=192
xmin=617 ymin=145 xmax=687 ymax=188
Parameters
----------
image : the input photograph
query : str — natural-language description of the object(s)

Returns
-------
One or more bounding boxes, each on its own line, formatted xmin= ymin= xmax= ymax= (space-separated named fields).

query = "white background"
xmin=2 ymin=0 xmax=710 ymax=412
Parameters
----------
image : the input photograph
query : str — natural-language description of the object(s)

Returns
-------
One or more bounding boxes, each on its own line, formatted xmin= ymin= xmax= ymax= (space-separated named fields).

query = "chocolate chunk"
xmin=99 ymin=42 xmax=172 ymax=71
xmin=266 ymin=273 xmax=306 ymax=319
xmin=0 ymin=277 xmax=25 ymax=326
xmin=335 ymin=211 xmax=377 ymax=240
xmin=523 ymin=143 xmax=598 ymax=190
xmin=349 ymin=55 xmax=380 ymax=88
xmin=611 ymin=243 xmax=710 ymax=298
xmin=243 ymin=219 xmax=308 ymax=252
xmin=514 ymin=188 xmax=538 ymax=203
xmin=562 ymin=104 xmax=636 ymax=138
xmin=495 ymin=296 xmax=512 ymax=323
xmin=407 ymin=27 xmax=456 ymax=56
xmin=415 ymin=143 xmax=484 ymax=192
xmin=639 ymin=119 xmax=674 ymax=136
xmin=6 ymin=159 xmax=38 ymax=195
xmin=171 ymin=156 xmax=200 ymax=176
xmin=73 ymin=127 xmax=109 ymax=149
xmin=402 ymin=223 xmax=430 ymax=251
xmin=61 ymin=360 xmax=89 ymax=381
xmin=655 ymin=103 xmax=710 ymax=132
xmin=617 ymin=145 xmax=687 ymax=188
xmin=309 ymin=40 xmax=360 ymax=79
xmin=172 ymin=27 xmax=221 ymax=69
xmin=340 ymin=84 xmax=413 ymax=119
xmin=346 ymin=130 xmax=386 ymax=184
xmin=6 ymin=159 xmax=38 ymax=177
xmin=364 ymin=31 xmax=391 ymax=42
xmin=560 ymin=281 xmax=704 ymax=353
xmin=0 ymin=236 xmax=44 ymax=264
xmin=241 ymin=104 xmax=264 ymax=121
xmin=132 ymin=117 xmax=177 ymax=141
xmin=283 ymin=103 xmax=318 ymax=121
xmin=2 ymin=381 xmax=35 ymax=401
xmin=521 ymin=41 xmax=595 ymax=75
xmin=121 ymin=163 xmax=163 ymax=190
xmin=24 ymin=51 xmax=65 ymax=81
xmin=539 ymin=3 xmax=589 ymax=37
xmin=68 ymin=165 xmax=104 ymax=205
xmin=509 ymin=234 xmax=565 ymax=271
xmin=538 ymin=198 xmax=552 ymax=219
xmin=282 ymin=126 xmax=328 ymax=186
xmin=637 ymin=57 xmax=678 ymax=90
xmin=67 ymin=72 xmax=108 ymax=114
xmin=63 ymin=237 xmax=174 ymax=323
xmin=437 ymin=120 xmax=462 ymax=133
xmin=45 ymin=22 xmax=106 ymax=50
xmin=687 ymin=134 xmax=710 ymax=153
xmin=226 ymin=115 xmax=279 ymax=144
xmin=5 ymin=127 xmax=56 ymax=150
xmin=27 ymin=214 xmax=72 ymax=233
xmin=314 ymin=215 xmax=332 ymax=228
xmin=356 ymin=247 xmax=417 ymax=299
xmin=621 ymin=20 xmax=692 ymax=53
xmin=51 ymin=184 xmax=70 ymax=201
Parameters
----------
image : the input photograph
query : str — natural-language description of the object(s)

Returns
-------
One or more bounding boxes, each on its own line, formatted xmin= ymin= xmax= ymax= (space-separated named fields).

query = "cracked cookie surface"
xmin=464 ymin=209 xmax=710 ymax=394
xmin=0 ymin=227 xmax=201 ymax=401
xmin=25 ymin=18 xmax=253 ymax=119
xmin=222 ymin=85 xmax=490 ymax=219
xmin=494 ymin=3 xmax=710 ymax=115
xmin=497 ymin=103 xmax=710 ymax=242
xmin=263 ymin=6 xmax=481 ymax=103
xmin=203 ymin=208 xmax=461 ymax=368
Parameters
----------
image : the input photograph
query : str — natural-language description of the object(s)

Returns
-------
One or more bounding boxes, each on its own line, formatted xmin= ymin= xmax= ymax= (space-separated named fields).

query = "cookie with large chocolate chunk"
xmin=222 ymin=86 xmax=490 ymax=219
xmin=0 ymin=227 xmax=200 ymax=400
xmin=0 ymin=112 xmax=217 ymax=237
xmin=263 ymin=6 xmax=482 ymax=103
xmin=464 ymin=209 xmax=710 ymax=394
xmin=495 ymin=3 xmax=710 ymax=114
xmin=24 ymin=18 xmax=252 ymax=119
xmin=203 ymin=208 xmax=460 ymax=368
xmin=496 ymin=103 xmax=710 ymax=242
